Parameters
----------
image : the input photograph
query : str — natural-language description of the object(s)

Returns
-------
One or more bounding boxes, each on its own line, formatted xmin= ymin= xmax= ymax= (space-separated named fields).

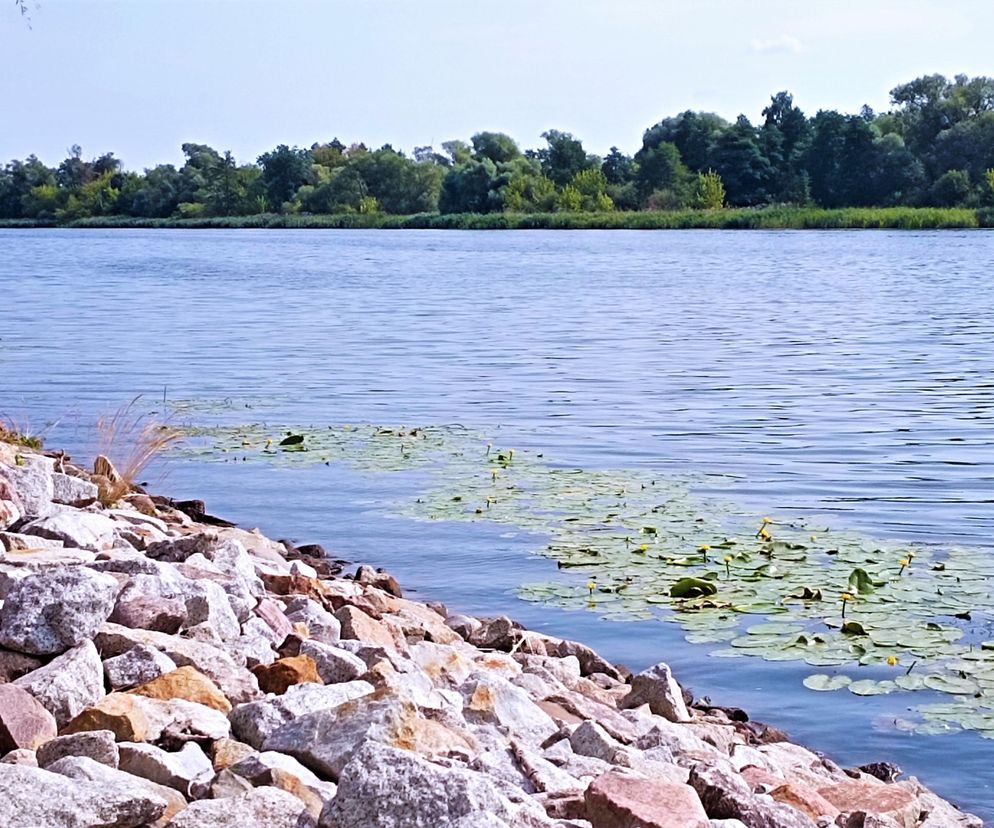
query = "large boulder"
xmin=104 ymin=644 xmax=178 ymax=690
xmin=263 ymin=688 xmax=474 ymax=780
xmin=65 ymin=692 xmax=231 ymax=743
xmin=13 ymin=640 xmax=105 ymax=727
xmin=0 ymin=761 xmax=166 ymax=828
xmin=319 ymin=741 xmax=533 ymax=828
xmin=36 ymin=730 xmax=120 ymax=769
xmin=584 ymin=769 xmax=709 ymax=827
xmin=129 ymin=666 xmax=232 ymax=713
xmin=20 ymin=509 xmax=120 ymax=551
xmin=0 ymin=453 xmax=54 ymax=516
xmin=0 ymin=566 xmax=119 ymax=655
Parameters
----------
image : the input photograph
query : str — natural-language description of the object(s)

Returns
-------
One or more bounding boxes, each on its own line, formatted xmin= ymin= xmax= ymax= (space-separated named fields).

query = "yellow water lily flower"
xmin=886 ymin=656 xmax=899 ymax=667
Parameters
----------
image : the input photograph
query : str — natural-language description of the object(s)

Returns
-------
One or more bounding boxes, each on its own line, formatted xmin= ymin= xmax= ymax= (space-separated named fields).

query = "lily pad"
xmin=803 ymin=674 xmax=853 ymax=691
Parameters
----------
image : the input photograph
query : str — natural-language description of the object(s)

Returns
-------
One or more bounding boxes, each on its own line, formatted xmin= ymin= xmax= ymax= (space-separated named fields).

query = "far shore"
xmin=1 ymin=205 xmax=992 ymax=231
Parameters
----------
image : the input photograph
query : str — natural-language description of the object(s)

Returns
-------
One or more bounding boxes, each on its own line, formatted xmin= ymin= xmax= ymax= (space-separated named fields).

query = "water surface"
xmin=2 ymin=228 xmax=993 ymax=820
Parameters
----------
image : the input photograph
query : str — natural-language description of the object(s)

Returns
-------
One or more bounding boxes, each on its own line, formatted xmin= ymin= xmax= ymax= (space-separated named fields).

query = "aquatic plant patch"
xmin=168 ymin=410 xmax=994 ymax=737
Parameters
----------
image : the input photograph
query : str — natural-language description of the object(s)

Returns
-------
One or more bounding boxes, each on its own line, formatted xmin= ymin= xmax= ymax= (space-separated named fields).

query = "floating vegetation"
xmin=166 ymin=407 xmax=994 ymax=738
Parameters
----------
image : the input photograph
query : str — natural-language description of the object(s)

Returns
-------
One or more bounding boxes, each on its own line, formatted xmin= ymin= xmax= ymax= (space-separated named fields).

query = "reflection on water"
xmin=2 ymin=228 xmax=994 ymax=819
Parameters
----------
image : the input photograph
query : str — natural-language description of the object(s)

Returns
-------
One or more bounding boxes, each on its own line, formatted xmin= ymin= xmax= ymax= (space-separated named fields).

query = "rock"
xmin=13 ymin=640 xmax=105 ymax=726
xmin=300 ymin=640 xmax=367 ymax=684
xmin=285 ymin=596 xmax=341 ymax=644
xmin=319 ymin=740 xmax=528 ymax=828
xmin=336 ymin=605 xmax=397 ymax=649
xmin=818 ymin=780 xmax=918 ymax=825
xmin=21 ymin=508 xmax=120 ymax=551
xmin=621 ymin=663 xmax=690 ymax=723
xmin=230 ymin=680 xmax=375 ymax=748
xmin=688 ymin=762 xmax=818 ymax=828
xmin=0 ymin=566 xmax=119 ymax=655
xmin=569 ymin=720 xmax=628 ymax=765
xmin=264 ymin=688 xmax=474 ymax=780
xmin=445 ymin=613 xmax=482 ymax=640
xmin=355 ymin=564 xmax=403 ymax=597
xmin=212 ymin=737 xmax=257 ymax=770
xmin=0 ymin=531 xmax=65 ymax=552
xmin=104 ymin=644 xmax=178 ymax=690
xmin=461 ymin=672 xmax=558 ymax=744
xmin=65 ymin=692 xmax=231 ymax=743
xmin=0 ymin=648 xmax=44 ymax=682
xmin=51 ymin=472 xmax=99 ymax=504
xmin=0 ymin=499 xmax=21 ymax=530
xmin=252 ymin=655 xmax=323 ymax=694
xmin=110 ymin=593 xmax=186 ymax=634
xmin=118 ymin=740 xmax=214 ymax=796
xmin=230 ymin=750 xmax=337 ymax=818
xmin=36 ymin=730 xmax=120 ymax=769
xmin=770 ymin=781 xmax=840 ymax=820
xmin=0 ymin=761 xmax=168 ymax=828
xmin=166 ymin=785 xmax=308 ymax=828
xmin=129 ymin=665 xmax=232 ymax=713
xmin=183 ymin=578 xmax=242 ymax=640
xmin=551 ymin=639 xmax=622 ymax=680
xmin=255 ymin=597 xmax=294 ymax=642
xmin=95 ymin=622 xmax=261 ymax=704
xmin=0 ymin=748 xmax=37 ymax=765
xmin=0 ymin=453 xmax=54 ymax=516
xmin=0 ymin=683 xmax=58 ymax=753
xmin=585 ymin=769 xmax=709 ymax=828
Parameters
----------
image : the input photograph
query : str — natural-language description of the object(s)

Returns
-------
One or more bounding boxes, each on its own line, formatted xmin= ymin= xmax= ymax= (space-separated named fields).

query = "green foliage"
xmin=928 ymin=169 xmax=972 ymax=206
xmin=694 ymin=170 xmax=726 ymax=209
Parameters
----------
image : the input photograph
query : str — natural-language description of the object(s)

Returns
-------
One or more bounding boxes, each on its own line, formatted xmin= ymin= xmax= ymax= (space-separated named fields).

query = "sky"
xmin=2 ymin=0 xmax=993 ymax=171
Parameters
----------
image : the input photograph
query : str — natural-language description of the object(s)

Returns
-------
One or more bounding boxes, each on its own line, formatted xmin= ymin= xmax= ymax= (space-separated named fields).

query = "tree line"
xmin=3 ymin=73 xmax=994 ymax=222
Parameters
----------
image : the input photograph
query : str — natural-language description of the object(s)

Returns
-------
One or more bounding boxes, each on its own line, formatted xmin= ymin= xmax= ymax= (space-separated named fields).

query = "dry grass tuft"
xmin=95 ymin=397 xmax=182 ymax=505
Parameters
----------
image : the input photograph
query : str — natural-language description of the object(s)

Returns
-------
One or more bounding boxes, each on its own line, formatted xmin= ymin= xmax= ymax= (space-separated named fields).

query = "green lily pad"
xmin=803 ymin=674 xmax=853 ymax=691
xmin=848 ymin=679 xmax=897 ymax=696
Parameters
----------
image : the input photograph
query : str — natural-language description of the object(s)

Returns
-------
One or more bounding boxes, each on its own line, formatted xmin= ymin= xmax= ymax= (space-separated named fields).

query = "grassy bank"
xmin=2 ymin=206 xmax=993 ymax=230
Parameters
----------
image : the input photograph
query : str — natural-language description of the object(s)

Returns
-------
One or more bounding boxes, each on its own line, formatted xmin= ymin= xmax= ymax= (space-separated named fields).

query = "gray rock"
xmin=550 ymin=639 xmax=621 ymax=679
xmin=36 ymin=730 xmax=120 ymax=769
xmin=51 ymin=472 xmax=99 ymax=504
xmin=0 ymin=453 xmax=54 ymax=516
xmin=104 ymin=643 xmax=178 ymax=690
xmin=118 ymin=741 xmax=214 ymax=796
xmin=0 ymin=748 xmax=37 ymax=766
xmin=285 ymin=596 xmax=341 ymax=644
xmin=165 ymin=785 xmax=308 ymax=828
xmin=620 ymin=662 xmax=690 ymax=722
xmin=183 ymin=578 xmax=242 ymax=640
xmin=319 ymin=741 xmax=525 ymax=828
xmin=21 ymin=508 xmax=120 ymax=551
xmin=0 ymin=499 xmax=21 ymax=531
xmin=0 ymin=566 xmax=119 ymax=654
xmin=230 ymin=750 xmax=337 ymax=813
xmin=460 ymin=672 xmax=558 ymax=744
xmin=300 ymin=640 xmax=369 ymax=684
xmin=444 ymin=613 xmax=482 ymax=640
xmin=14 ymin=640 xmax=105 ymax=726
xmin=0 ymin=761 xmax=167 ymax=828
xmin=231 ymin=680 xmax=374 ymax=748
xmin=568 ymin=720 xmax=627 ymax=764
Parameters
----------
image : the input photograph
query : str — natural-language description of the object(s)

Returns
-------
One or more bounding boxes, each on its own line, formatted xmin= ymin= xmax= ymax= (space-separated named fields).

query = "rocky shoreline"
xmin=0 ymin=437 xmax=983 ymax=828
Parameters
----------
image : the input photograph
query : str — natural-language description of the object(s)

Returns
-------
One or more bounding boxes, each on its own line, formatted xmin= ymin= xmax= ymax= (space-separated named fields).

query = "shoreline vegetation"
xmin=0 ymin=432 xmax=984 ymax=826
xmin=3 ymin=74 xmax=994 ymax=228
xmin=2 ymin=205 xmax=992 ymax=231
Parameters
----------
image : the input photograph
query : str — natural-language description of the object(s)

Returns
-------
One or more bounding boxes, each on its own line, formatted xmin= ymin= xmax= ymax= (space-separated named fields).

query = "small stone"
xmin=13 ymin=640 xmax=105 ymax=727
xmin=300 ymin=640 xmax=367 ymax=684
xmin=354 ymin=564 xmax=403 ymax=597
xmin=335 ymin=605 xmax=397 ymax=649
xmin=621 ymin=663 xmax=690 ymax=722
xmin=110 ymin=594 xmax=186 ymax=634
xmin=104 ymin=644 xmax=178 ymax=690
xmin=0 ymin=748 xmax=37 ymax=766
xmin=252 ymin=655 xmax=322 ymax=694
xmin=129 ymin=665 xmax=232 ymax=713
xmin=585 ymin=769 xmax=709 ymax=828
xmin=36 ymin=730 xmax=120 ymax=769
xmin=211 ymin=737 xmax=257 ymax=770
xmin=118 ymin=740 xmax=214 ymax=796
xmin=0 ymin=566 xmax=119 ymax=655
xmin=166 ymin=785 xmax=308 ymax=828
xmin=0 ymin=684 xmax=58 ymax=754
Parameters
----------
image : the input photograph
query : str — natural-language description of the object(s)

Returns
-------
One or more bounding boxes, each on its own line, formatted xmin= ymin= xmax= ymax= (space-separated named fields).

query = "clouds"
xmin=750 ymin=34 xmax=804 ymax=55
